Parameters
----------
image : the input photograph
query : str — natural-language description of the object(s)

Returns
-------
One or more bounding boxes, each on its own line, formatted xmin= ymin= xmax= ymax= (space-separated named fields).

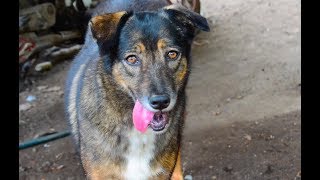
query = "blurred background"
xmin=19 ymin=0 xmax=301 ymax=179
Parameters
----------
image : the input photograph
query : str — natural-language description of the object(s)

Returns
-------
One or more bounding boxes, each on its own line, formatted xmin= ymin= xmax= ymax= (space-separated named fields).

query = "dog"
xmin=64 ymin=0 xmax=209 ymax=179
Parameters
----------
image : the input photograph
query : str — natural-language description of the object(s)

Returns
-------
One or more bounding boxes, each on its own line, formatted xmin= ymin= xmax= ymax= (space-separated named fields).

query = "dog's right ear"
xmin=89 ymin=11 xmax=131 ymax=54
xmin=162 ymin=4 xmax=210 ymax=32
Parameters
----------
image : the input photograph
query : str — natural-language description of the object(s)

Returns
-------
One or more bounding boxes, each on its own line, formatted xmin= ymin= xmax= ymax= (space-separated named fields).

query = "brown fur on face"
xmin=135 ymin=42 xmax=146 ymax=54
xmin=157 ymin=39 xmax=167 ymax=50
xmin=175 ymin=58 xmax=188 ymax=83
xmin=112 ymin=37 xmax=188 ymax=107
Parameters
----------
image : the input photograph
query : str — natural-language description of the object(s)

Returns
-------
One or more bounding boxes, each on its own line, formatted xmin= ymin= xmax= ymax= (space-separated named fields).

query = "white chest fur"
xmin=124 ymin=128 xmax=160 ymax=180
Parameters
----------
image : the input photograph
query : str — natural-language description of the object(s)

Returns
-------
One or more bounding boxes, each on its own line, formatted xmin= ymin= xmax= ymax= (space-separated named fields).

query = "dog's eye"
xmin=167 ymin=51 xmax=179 ymax=60
xmin=125 ymin=55 xmax=140 ymax=65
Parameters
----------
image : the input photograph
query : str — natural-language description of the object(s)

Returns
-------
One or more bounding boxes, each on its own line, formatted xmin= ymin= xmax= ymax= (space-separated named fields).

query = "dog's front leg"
xmin=171 ymin=150 xmax=183 ymax=180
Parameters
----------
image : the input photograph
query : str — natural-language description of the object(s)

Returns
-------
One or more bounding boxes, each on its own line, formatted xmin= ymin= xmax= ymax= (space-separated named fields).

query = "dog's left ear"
xmin=162 ymin=4 xmax=210 ymax=32
xmin=89 ymin=11 xmax=131 ymax=54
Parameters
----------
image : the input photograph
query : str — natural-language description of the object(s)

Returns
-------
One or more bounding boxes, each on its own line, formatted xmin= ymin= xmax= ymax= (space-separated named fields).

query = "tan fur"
xmin=157 ymin=39 xmax=167 ymax=50
xmin=84 ymin=161 xmax=123 ymax=180
xmin=136 ymin=42 xmax=146 ymax=54
xmin=90 ymin=11 xmax=127 ymax=41
xmin=176 ymin=58 xmax=188 ymax=82
xmin=171 ymin=150 xmax=183 ymax=180
xmin=112 ymin=63 xmax=129 ymax=90
xmin=158 ymin=151 xmax=177 ymax=171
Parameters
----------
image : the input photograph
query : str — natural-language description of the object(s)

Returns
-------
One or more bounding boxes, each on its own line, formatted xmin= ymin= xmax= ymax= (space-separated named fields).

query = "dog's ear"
xmin=89 ymin=11 xmax=131 ymax=54
xmin=162 ymin=4 xmax=210 ymax=32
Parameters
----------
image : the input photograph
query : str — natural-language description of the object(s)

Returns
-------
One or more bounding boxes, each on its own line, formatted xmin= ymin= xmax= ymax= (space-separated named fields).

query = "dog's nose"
xmin=149 ymin=95 xmax=170 ymax=110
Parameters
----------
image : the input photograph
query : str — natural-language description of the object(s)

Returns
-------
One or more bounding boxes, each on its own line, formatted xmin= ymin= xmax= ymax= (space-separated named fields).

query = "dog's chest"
xmin=124 ymin=129 xmax=161 ymax=180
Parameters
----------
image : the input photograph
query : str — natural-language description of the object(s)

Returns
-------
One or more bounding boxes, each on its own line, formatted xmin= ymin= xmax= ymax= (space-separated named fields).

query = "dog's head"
xmin=89 ymin=4 xmax=209 ymax=132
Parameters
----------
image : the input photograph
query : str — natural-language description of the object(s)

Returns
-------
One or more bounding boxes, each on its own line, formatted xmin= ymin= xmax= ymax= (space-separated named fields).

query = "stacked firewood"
xmin=19 ymin=0 xmax=101 ymax=78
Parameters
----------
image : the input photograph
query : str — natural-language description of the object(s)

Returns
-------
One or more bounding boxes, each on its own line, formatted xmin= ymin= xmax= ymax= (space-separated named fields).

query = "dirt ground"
xmin=19 ymin=0 xmax=301 ymax=179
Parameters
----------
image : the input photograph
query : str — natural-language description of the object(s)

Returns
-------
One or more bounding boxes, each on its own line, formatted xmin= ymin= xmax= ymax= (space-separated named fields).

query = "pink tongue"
xmin=132 ymin=100 xmax=155 ymax=133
